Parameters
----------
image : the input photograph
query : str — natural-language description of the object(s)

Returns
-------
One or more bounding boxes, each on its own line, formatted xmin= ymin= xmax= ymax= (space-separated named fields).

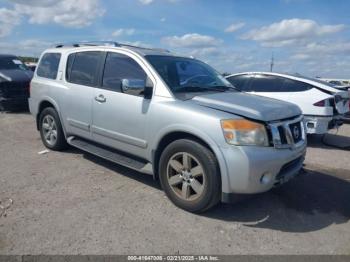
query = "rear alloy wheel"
xmin=159 ymin=139 xmax=221 ymax=213
xmin=39 ymin=107 xmax=67 ymax=151
xmin=42 ymin=115 xmax=58 ymax=146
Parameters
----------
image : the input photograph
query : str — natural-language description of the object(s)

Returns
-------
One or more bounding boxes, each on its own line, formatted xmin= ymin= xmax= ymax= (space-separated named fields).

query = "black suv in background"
xmin=0 ymin=54 xmax=33 ymax=111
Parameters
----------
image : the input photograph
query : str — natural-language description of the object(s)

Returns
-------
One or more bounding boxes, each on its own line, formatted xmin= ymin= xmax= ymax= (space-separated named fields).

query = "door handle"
xmin=95 ymin=94 xmax=106 ymax=103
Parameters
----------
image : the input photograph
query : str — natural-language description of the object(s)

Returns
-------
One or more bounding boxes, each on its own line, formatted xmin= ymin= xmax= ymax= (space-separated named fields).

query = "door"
xmin=61 ymin=51 xmax=104 ymax=140
xmin=91 ymin=51 xmax=151 ymax=158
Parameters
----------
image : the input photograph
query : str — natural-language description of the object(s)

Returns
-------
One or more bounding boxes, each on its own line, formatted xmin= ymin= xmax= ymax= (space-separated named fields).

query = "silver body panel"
xmin=29 ymin=45 xmax=306 ymax=195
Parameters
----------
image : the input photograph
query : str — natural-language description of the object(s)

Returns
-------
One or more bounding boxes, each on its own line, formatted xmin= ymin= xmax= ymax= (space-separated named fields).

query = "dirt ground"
xmin=0 ymin=112 xmax=349 ymax=255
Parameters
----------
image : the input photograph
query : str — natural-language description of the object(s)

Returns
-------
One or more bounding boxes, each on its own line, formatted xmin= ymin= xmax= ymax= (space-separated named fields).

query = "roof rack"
xmin=54 ymin=41 xmax=170 ymax=53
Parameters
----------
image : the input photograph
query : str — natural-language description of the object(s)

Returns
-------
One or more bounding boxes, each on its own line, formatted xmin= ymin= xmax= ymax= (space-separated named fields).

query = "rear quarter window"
xmin=282 ymin=79 xmax=313 ymax=92
xmin=37 ymin=53 xmax=61 ymax=79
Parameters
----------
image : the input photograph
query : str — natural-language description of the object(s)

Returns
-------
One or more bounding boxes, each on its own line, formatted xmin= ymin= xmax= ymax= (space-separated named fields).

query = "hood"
xmin=192 ymin=92 xmax=301 ymax=122
xmin=0 ymin=69 xmax=33 ymax=82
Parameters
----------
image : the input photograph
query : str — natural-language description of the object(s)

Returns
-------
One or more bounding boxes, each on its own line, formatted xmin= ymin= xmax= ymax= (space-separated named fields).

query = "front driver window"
xmin=102 ymin=52 xmax=147 ymax=93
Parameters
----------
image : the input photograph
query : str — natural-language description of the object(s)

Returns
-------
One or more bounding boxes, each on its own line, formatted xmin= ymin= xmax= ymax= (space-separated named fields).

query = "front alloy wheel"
xmin=159 ymin=139 xmax=221 ymax=213
xmin=167 ymin=152 xmax=206 ymax=201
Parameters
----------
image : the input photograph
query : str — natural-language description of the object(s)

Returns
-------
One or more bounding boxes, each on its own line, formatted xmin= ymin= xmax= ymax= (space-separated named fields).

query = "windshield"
xmin=0 ymin=57 xmax=29 ymax=71
xmin=146 ymin=55 xmax=235 ymax=99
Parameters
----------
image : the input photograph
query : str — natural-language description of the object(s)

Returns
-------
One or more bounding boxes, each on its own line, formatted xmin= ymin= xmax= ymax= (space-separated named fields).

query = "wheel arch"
xmin=36 ymin=98 xmax=61 ymax=131
xmin=152 ymin=130 xmax=227 ymax=192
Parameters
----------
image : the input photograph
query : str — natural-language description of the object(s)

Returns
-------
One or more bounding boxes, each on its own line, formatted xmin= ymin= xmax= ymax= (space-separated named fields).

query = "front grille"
xmin=277 ymin=126 xmax=288 ymax=144
xmin=289 ymin=122 xmax=302 ymax=143
xmin=268 ymin=115 xmax=305 ymax=149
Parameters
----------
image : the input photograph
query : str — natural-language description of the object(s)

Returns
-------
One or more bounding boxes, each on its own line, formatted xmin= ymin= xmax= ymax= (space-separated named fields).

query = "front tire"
xmin=39 ymin=107 xmax=67 ymax=151
xmin=159 ymin=139 xmax=221 ymax=213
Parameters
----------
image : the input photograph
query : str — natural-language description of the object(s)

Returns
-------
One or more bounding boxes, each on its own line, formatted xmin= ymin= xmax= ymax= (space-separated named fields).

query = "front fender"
xmin=151 ymin=124 xmax=231 ymax=193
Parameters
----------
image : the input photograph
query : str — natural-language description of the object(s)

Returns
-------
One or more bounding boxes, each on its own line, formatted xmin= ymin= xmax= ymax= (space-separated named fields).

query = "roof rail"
xmin=54 ymin=41 xmax=170 ymax=53
xmin=118 ymin=43 xmax=170 ymax=53
xmin=55 ymin=41 xmax=120 ymax=48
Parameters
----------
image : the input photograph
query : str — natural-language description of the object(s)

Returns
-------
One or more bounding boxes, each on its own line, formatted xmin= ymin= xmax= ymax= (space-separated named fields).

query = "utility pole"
xmin=270 ymin=52 xmax=274 ymax=72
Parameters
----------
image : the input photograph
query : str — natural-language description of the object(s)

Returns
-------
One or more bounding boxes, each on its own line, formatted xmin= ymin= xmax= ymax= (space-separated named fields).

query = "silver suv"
xmin=29 ymin=42 xmax=307 ymax=212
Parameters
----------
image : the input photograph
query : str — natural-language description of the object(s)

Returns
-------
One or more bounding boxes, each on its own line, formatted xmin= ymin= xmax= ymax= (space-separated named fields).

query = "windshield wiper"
xmin=176 ymin=86 xmax=225 ymax=93
xmin=210 ymin=85 xmax=239 ymax=92
xmin=175 ymin=85 xmax=238 ymax=93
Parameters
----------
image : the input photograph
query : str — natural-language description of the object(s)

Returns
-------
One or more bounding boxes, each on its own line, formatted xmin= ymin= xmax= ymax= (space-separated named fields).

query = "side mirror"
xmin=121 ymin=79 xmax=145 ymax=96
xmin=121 ymin=77 xmax=153 ymax=99
xmin=144 ymin=77 xmax=154 ymax=99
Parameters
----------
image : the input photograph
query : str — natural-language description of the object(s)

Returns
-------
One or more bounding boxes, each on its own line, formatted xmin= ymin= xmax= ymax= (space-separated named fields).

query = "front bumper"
xmin=0 ymin=97 xmax=29 ymax=110
xmin=219 ymin=140 xmax=306 ymax=202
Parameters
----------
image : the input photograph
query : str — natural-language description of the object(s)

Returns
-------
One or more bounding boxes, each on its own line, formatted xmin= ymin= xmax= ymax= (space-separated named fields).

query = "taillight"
xmin=313 ymin=100 xmax=326 ymax=107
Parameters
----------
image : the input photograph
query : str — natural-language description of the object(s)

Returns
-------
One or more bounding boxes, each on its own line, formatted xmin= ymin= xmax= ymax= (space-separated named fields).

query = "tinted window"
xmin=250 ymin=75 xmax=285 ymax=92
xmin=146 ymin=55 xmax=234 ymax=100
xmin=102 ymin=52 xmax=147 ymax=92
xmin=226 ymin=75 xmax=251 ymax=91
xmin=282 ymin=78 xmax=313 ymax=92
xmin=66 ymin=53 xmax=75 ymax=81
xmin=67 ymin=51 xmax=101 ymax=86
xmin=37 ymin=53 xmax=61 ymax=79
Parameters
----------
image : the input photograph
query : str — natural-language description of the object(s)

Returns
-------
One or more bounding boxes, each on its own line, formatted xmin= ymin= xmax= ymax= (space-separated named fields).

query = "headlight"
xmin=221 ymin=119 xmax=269 ymax=146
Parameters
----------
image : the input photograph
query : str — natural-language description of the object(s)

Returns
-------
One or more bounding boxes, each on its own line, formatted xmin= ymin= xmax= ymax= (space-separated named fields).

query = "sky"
xmin=0 ymin=0 xmax=349 ymax=78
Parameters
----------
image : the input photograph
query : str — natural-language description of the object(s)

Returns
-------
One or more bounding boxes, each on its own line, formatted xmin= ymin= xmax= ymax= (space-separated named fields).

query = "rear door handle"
xmin=95 ymin=94 xmax=106 ymax=103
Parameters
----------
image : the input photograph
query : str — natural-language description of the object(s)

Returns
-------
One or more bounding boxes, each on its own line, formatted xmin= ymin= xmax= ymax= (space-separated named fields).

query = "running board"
xmin=67 ymin=136 xmax=153 ymax=175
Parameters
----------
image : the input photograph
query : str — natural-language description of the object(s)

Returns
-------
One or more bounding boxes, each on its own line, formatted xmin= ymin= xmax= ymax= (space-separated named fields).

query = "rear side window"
xmin=282 ymin=78 xmax=313 ymax=92
xmin=102 ymin=52 xmax=147 ymax=91
xmin=226 ymin=75 xmax=251 ymax=91
xmin=67 ymin=51 xmax=102 ymax=86
xmin=37 ymin=53 xmax=61 ymax=79
xmin=250 ymin=75 xmax=285 ymax=92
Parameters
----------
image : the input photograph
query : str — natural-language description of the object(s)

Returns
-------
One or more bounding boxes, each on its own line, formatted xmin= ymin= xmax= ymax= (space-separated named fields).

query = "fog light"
xmin=260 ymin=172 xmax=272 ymax=185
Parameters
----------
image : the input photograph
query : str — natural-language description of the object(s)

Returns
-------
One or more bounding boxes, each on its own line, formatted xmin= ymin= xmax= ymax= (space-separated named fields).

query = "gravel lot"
xmin=0 ymin=112 xmax=349 ymax=255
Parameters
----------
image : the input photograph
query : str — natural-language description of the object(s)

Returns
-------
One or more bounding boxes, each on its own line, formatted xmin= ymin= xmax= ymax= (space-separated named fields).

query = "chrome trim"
xmin=268 ymin=115 xmax=306 ymax=149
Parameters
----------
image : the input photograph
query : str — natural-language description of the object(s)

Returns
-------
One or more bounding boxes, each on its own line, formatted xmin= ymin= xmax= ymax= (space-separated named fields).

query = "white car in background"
xmin=226 ymin=72 xmax=350 ymax=134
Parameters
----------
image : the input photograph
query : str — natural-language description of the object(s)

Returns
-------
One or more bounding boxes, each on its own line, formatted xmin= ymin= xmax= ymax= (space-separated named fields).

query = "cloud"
xmin=224 ymin=22 xmax=245 ymax=33
xmin=0 ymin=39 xmax=52 ymax=56
xmin=242 ymin=19 xmax=345 ymax=47
xmin=0 ymin=8 xmax=21 ymax=37
xmin=162 ymin=33 xmax=222 ymax=48
xmin=112 ymin=28 xmax=135 ymax=37
xmin=139 ymin=0 xmax=154 ymax=4
xmin=13 ymin=0 xmax=105 ymax=28
xmin=188 ymin=47 xmax=221 ymax=58
xmin=290 ymin=53 xmax=310 ymax=60
xmin=11 ymin=0 xmax=57 ymax=6
xmin=304 ymin=42 xmax=350 ymax=55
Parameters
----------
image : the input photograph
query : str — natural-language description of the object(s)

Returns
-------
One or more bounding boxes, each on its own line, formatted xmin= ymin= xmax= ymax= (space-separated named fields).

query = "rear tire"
xmin=159 ymin=139 xmax=221 ymax=213
xmin=39 ymin=107 xmax=67 ymax=151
